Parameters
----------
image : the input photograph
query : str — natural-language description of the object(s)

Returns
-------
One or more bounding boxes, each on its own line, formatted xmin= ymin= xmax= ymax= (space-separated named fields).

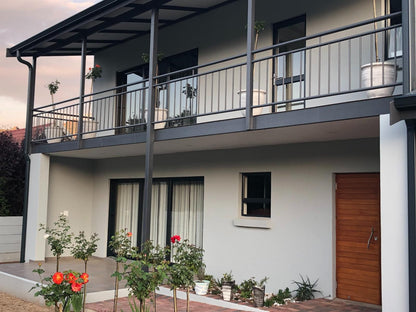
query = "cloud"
xmin=0 ymin=0 xmax=100 ymax=128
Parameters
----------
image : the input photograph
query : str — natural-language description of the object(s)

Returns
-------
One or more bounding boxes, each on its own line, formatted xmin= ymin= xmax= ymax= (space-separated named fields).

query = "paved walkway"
xmin=86 ymin=296 xmax=381 ymax=312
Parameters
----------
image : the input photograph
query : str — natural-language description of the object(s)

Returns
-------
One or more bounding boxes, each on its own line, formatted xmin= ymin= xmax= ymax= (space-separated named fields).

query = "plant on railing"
xmin=72 ymin=231 xmax=99 ymax=312
xmin=40 ymin=214 xmax=72 ymax=272
xmin=86 ymin=64 xmax=102 ymax=94
xmin=123 ymin=241 xmax=169 ymax=312
xmin=109 ymin=229 xmax=133 ymax=312
xmin=32 ymin=264 xmax=88 ymax=312
xmin=168 ymin=235 xmax=205 ymax=312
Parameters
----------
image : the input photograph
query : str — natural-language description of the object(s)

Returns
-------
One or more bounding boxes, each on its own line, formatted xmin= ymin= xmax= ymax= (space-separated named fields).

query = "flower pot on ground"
xmin=361 ymin=62 xmax=396 ymax=98
xmin=222 ymin=284 xmax=233 ymax=301
xmin=238 ymin=89 xmax=268 ymax=116
xmin=252 ymin=285 xmax=265 ymax=307
xmin=194 ymin=280 xmax=210 ymax=295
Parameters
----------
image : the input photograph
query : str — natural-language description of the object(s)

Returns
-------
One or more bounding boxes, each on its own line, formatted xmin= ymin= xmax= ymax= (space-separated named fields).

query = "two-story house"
xmin=6 ymin=0 xmax=416 ymax=310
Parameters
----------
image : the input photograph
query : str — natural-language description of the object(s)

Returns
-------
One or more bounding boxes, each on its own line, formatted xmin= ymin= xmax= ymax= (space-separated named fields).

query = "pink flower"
xmin=127 ymin=232 xmax=132 ymax=237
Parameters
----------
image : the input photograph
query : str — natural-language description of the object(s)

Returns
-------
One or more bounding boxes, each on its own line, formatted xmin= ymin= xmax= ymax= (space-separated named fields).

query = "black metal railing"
xmin=32 ymin=13 xmax=403 ymax=144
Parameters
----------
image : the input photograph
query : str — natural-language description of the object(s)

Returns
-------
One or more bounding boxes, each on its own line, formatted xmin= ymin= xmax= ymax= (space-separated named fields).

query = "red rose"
xmin=95 ymin=64 xmax=101 ymax=68
xmin=64 ymin=272 xmax=76 ymax=284
xmin=80 ymin=273 xmax=89 ymax=284
xmin=52 ymin=272 xmax=64 ymax=285
xmin=71 ymin=282 xmax=82 ymax=292
xmin=170 ymin=235 xmax=181 ymax=243
xmin=127 ymin=232 xmax=132 ymax=237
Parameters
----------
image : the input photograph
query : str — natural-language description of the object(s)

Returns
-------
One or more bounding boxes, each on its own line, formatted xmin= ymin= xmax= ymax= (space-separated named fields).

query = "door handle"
xmin=367 ymin=226 xmax=374 ymax=249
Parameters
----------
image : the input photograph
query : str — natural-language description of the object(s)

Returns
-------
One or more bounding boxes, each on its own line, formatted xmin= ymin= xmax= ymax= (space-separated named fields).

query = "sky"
xmin=0 ymin=0 xmax=101 ymax=129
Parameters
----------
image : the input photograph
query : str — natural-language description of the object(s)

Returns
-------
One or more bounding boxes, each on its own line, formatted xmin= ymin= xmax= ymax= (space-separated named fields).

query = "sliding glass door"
xmin=108 ymin=178 xmax=204 ymax=254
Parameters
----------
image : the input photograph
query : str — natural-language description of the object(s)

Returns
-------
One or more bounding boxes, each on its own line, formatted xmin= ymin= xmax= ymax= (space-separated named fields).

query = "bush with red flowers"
xmin=31 ymin=265 xmax=89 ymax=312
xmin=85 ymin=64 xmax=102 ymax=81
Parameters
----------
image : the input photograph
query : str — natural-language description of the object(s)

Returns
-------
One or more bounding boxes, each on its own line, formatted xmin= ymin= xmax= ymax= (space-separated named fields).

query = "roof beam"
xmin=36 ymin=0 xmax=171 ymax=55
xmin=97 ymin=17 xmax=171 ymax=23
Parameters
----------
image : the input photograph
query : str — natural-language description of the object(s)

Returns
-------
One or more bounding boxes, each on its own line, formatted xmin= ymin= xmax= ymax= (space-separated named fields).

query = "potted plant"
xmin=182 ymin=83 xmax=197 ymax=125
xmin=194 ymin=269 xmax=210 ymax=296
xmin=45 ymin=80 xmax=65 ymax=143
xmin=126 ymin=115 xmax=146 ymax=133
xmin=239 ymin=21 xmax=267 ymax=116
xmin=252 ymin=276 xmax=268 ymax=307
xmin=220 ymin=271 xmax=235 ymax=301
xmin=142 ymin=53 xmax=168 ymax=129
xmin=361 ymin=0 xmax=396 ymax=98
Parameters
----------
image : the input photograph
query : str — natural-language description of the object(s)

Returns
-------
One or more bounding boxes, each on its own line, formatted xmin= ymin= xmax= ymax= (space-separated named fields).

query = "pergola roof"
xmin=6 ymin=0 xmax=236 ymax=58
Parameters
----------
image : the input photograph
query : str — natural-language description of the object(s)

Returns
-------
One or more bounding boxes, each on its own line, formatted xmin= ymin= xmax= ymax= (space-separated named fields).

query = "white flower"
xmin=44 ymin=234 xmax=50 ymax=239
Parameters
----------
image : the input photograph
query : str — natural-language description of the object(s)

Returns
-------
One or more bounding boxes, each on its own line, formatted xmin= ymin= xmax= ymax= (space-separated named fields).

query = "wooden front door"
xmin=336 ymin=173 xmax=381 ymax=305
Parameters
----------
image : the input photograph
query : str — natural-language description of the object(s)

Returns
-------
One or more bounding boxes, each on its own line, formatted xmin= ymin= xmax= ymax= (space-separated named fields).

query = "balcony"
xmin=31 ymin=13 xmax=402 ymax=150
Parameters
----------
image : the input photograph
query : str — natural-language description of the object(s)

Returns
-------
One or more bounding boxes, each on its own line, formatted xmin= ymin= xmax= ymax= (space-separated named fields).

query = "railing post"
xmin=245 ymin=0 xmax=255 ymax=130
xmin=78 ymin=37 xmax=87 ymax=143
xmin=142 ymin=7 xmax=159 ymax=245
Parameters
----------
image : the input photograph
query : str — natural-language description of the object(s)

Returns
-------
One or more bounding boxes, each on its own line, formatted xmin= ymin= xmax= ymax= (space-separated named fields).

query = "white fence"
xmin=0 ymin=216 xmax=22 ymax=263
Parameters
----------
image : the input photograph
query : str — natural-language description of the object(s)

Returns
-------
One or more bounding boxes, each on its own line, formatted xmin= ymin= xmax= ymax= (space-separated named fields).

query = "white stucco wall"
xmin=379 ymin=115 xmax=409 ymax=312
xmin=45 ymin=157 xmax=95 ymax=257
xmin=26 ymin=153 xmax=50 ymax=262
xmin=88 ymin=138 xmax=378 ymax=297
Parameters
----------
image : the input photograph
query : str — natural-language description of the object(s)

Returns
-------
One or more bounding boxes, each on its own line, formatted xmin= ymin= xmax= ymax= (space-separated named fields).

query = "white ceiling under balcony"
xmin=6 ymin=0 xmax=237 ymax=58
xmin=49 ymin=117 xmax=380 ymax=159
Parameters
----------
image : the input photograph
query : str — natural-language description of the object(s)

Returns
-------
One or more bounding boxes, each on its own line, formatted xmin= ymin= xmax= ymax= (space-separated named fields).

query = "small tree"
xmin=168 ymin=236 xmax=205 ymax=312
xmin=0 ymin=131 xmax=25 ymax=216
xmin=109 ymin=229 xmax=133 ymax=312
xmin=48 ymin=80 xmax=60 ymax=104
xmin=72 ymin=231 xmax=99 ymax=312
xmin=40 ymin=214 xmax=72 ymax=272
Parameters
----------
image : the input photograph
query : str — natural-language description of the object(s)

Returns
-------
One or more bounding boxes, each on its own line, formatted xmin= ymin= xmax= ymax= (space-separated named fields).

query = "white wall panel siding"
xmin=379 ymin=115 xmax=409 ymax=312
xmin=46 ymin=157 xmax=94 ymax=258
xmin=89 ymin=138 xmax=378 ymax=298
xmin=0 ymin=217 xmax=22 ymax=262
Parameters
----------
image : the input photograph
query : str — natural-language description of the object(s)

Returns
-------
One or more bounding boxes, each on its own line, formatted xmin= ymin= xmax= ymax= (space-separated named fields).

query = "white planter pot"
xmin=222 ymin=285 xmax=232 ymax=301
xmin=146 ymin=108 xmax=168 ymax=129
xmin=82 ymin=120 xmax=99 ymax=139
xmin=44 ymin=125 xmax=64 ymax=143
xmin=194 ymin=280 xmax=209 ymax=296
xmin=238 ymin=89 xmax=269 ymax=116
xmin=361 ymin=62 xmax=396 ymax=98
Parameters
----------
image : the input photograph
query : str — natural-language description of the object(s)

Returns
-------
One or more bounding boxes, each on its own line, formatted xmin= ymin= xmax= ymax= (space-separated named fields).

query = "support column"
xmin=78 ymin=37 xmax=87 ymax=143
xmin=245 ymin=0 xmax=255 ymax=130
xmin=142 ymin=8 xmax=159 ymax=244
xmin=380 ymin=114 xmax=409 ymax=311
xmin=25 ymin=154 xmax=50 ymax=262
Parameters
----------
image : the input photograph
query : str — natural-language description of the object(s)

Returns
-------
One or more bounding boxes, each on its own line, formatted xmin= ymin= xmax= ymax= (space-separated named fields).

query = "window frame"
xmin=241 ymin=172 xmax=271 ymax=218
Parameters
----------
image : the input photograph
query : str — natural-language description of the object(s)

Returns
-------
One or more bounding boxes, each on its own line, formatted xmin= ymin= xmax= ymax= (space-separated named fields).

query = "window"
xmin=241 ymin=172 xmax=271 ymax=218
xmin=108 ymin=177 xmax=204 ymax=255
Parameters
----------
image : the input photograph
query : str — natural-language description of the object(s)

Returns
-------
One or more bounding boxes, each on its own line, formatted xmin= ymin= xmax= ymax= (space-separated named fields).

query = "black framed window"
xmin=241 ymin=172 xmax=271 ymax=218
xmin=107 ymin=177 xmax=204 ymax=256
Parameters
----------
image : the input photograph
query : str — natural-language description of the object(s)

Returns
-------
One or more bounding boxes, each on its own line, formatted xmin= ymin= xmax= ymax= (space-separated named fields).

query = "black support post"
xmin=245 ymin=0 xmax=255 ymax=130
xmin=16 ymin=52 xmax=36 ymax=263
xmin=407 ymin=120 xmax=416 ymax=312
xmin=402 ymin=0 xmax=410 ymax=94
xmin=142 ymin=8 xmax=159 ymax=244
xmin=78 ymin=37 xmax=87 ymax=144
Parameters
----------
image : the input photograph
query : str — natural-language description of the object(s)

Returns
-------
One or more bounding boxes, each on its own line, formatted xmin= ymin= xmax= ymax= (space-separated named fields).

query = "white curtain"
xmin=150 ymin=182 xmax=168 ymax=247
xmin=171 ymin=181 xmax=204 ymax=248
xmin=115 ymin=183 xmax=140 ymax=247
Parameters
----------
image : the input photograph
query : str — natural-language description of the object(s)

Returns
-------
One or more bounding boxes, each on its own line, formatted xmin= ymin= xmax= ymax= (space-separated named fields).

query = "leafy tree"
xmin=0 ymin=131 xmax=25 ymax=216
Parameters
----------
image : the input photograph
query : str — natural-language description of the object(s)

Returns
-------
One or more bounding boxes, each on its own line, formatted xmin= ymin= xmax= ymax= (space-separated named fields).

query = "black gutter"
xmin=16 ymin=51 xmax=36 ymax=263
xmin=407 ymin=119 xmax=416 ymax=312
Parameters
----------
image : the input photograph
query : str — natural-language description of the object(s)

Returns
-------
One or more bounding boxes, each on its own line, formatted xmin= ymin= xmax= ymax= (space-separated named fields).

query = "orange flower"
xmin=64 ymin=272 xmax=76 ymax=284
xmin=52 ymin=272 xmax=64 ymax=285
xmin=80 ymin=273 xmax=89 ymax=284
xmin=127 ymin=232 xmax=133 ymax=237
xmin=71 ymin=282 xmax=82 ymax=292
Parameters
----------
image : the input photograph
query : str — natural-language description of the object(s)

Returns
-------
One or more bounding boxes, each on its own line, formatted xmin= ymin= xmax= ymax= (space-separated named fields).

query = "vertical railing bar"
xmin=299 ymin=51 xmax=303 ymax=99
xmin=338 ymin=42 xmax=341 ymax=92
xmin=328 ymin=44 xmax=331 ymax=94
xmin=239 ymin=65 xmax=243 ymax=109
xmin=348 ymin=38 xmax=352 ymax=91
xmin=318 ymin=37 xmax=322 ymax=96
xmin=359 ymin=36 xmax=363 ymax=88
xmin=382 ymin=28 xmax=385 ymax=86
xmin=217 ymin=71 xmax=221 ymax=112
xmin=232 ymin=67 xmax=235 ymax=108
xmin=266 ymin=59 xmax=270 ymax=104
xmin=370 ymin=33 xmax=374 ymax=88
xmin=308 ymin=48 xmax=312 ymax=97
xmin=394 ymin=27 xmax=398 ymax=79
xmin=203 ymin=74 xmax=207 ymax=114
xmin=210 ymin=72 xmax=214 ymax=113
xmin=224 ymin=69 xmax=228 ymax=110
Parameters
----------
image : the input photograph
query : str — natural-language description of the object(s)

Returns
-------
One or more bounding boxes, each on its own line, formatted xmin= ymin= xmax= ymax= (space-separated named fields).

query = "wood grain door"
xmin=336 ymin=173 xmax=381 ymax=305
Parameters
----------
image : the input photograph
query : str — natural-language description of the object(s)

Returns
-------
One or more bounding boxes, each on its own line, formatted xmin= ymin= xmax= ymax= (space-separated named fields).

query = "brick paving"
xmin=86 ymin=295 xmax=381 ymax=312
